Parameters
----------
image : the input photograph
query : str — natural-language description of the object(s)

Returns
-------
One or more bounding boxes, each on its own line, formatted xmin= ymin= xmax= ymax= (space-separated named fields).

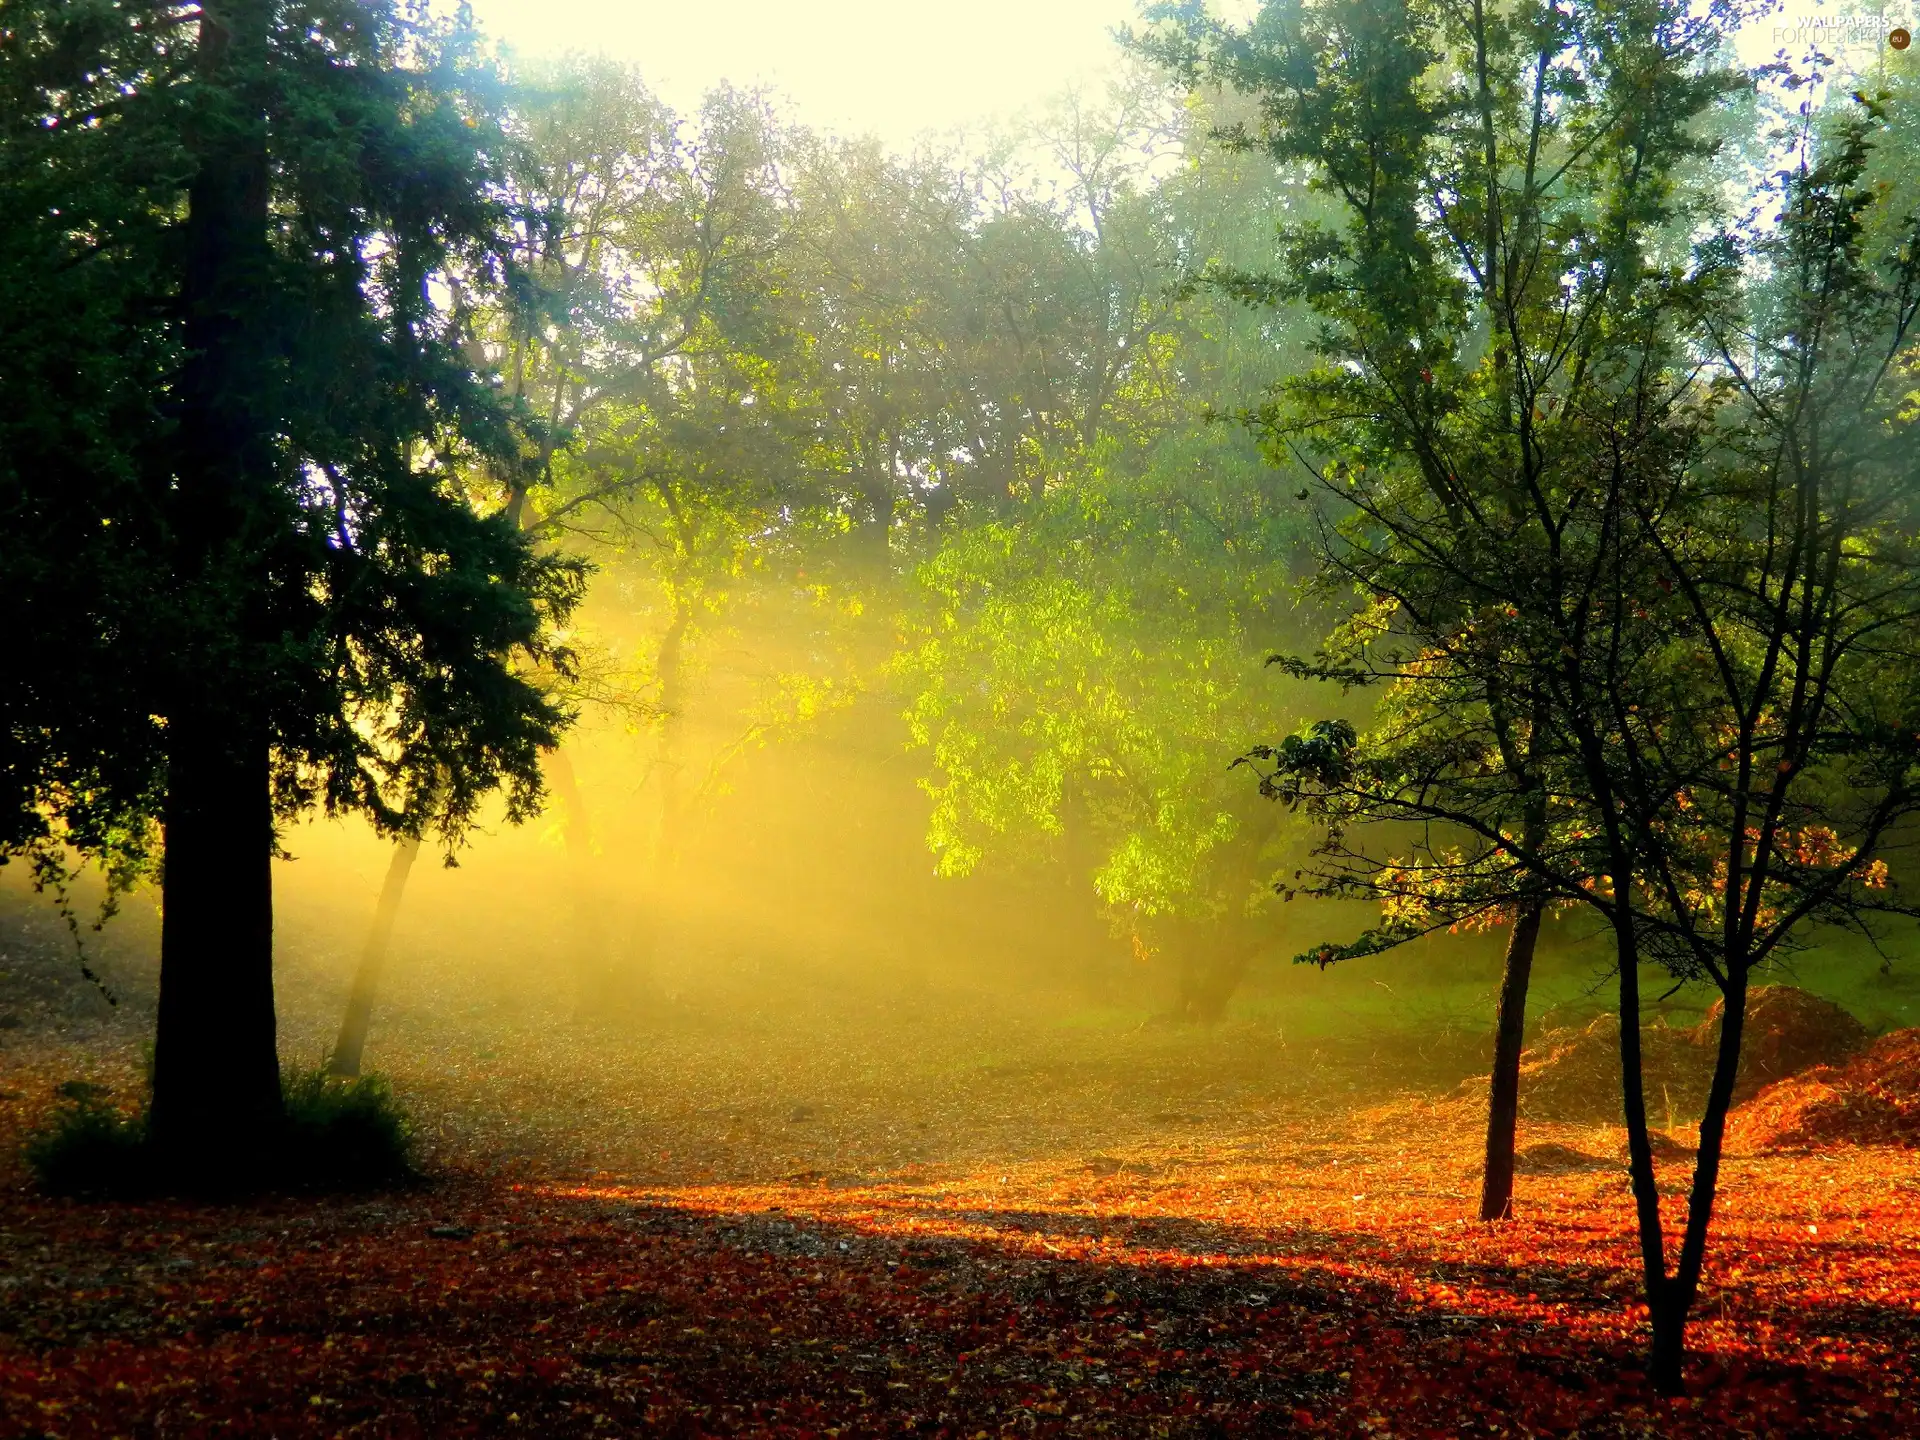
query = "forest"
xmin=2 ymin=0 xmax=1918 ymax=1434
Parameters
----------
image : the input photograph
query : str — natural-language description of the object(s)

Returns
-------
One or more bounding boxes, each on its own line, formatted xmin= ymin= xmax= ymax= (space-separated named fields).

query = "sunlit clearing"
xmin=6 ymin=0 xmax=1920 ymax=1432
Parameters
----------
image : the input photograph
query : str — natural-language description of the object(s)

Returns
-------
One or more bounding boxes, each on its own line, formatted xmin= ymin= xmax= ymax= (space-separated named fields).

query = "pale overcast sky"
xmin=467 ymin=0 xmax=1156 ymax=147
xmin=466 ymin=0 xmax=1915 ymax=148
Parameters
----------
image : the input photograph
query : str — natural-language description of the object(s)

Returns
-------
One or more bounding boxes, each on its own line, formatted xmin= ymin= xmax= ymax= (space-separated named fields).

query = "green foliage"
xmin=904 ymin=436 xmax=1305 ymax=924
xmin=881 ymin=77 xmax=1329 ymax=998
xmin=278 ymin=1068 xmax=417 ymax=1188
xmin=0 ymin=0 xmax=589 ymax=883
xmin=1146 ymin=0 xmax=1747 ymax=957
xmin=0 ymin=0 xmax=187 ymax=881
xmin=475 ymin=59 xmax=1326 ymax=972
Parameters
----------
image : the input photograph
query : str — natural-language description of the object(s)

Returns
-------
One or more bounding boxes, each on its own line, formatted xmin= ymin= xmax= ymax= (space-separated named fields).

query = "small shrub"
xmin=24 ymin=1069 xmax=418 ymax=1197
xmin=278 ymin=1067 xmax=417 ymax=1189
xmin=25 ymin=1083 xmax=151 ymax=1197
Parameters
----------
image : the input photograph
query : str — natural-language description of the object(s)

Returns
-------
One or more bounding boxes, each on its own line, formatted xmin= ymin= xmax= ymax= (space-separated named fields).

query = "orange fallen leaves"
xmin=1728 ymin=1028 xmax=1920 ymax=1153
xmin=1 ymin=1097 xmax=1915 ymax=1437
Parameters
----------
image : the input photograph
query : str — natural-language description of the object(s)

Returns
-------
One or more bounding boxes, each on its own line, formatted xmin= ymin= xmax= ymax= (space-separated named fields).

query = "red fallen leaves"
xmin=1 ymin=1105 xmax=1916 ymax=1439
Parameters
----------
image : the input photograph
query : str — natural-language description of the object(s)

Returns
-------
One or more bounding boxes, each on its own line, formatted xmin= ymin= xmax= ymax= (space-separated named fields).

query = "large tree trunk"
xmin=1173 ymin=935 xmax=1257 ymax=1024
xmin=328 ymin=837 xmax=421 ymax=1078
xmin=1159 ymin=908 xmax=1268 ymax=1025
xmin=149 ymin=716 xmax=282 ymax=1158
xmin=1479 ymin=902 xmax=1543 ymax=1221
xmin=1162 ymin=817 xmax=1285 ymax=1024
xmin=150 ymin=0 xmax=281 ymax=1168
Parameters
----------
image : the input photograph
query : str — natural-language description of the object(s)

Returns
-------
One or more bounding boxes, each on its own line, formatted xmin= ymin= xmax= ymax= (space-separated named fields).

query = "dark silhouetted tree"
xmin=1 ymin=0 xmax=584 ymax=1177
xmin=1158 ymin=0 xmax=1920 ymax=1388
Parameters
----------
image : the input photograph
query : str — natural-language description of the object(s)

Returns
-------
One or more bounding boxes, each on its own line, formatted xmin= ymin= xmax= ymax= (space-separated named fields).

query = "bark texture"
xmin=1479 ymin=903 xmax=1543 ymax=1221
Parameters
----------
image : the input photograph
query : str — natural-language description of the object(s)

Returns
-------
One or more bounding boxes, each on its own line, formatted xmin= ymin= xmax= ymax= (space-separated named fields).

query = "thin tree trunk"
xmin=544 ymin=747 xmax=614 ymax=1018
xmin=328 ymin=838 xmax=420 ymax=1078
xmin=1625 ymin=959 xmax=1745 ymax=1395
xmin=1655 ymin=967 xmax=1749 ymax=1393
xmin=606 ymin=597 xmax=692 ymax=1013
xmin=498 ymin=440 xmax=616 ymax=1013
xmin=545 ymin=746 xmax=595 ymax=868
xmin=857 ymin=428 xmax=894 ymax=559
xmin=1615 ymin=915 xmax=1684 ymax=1394
xmin=652 ymin=602 xmax=691 ymax=868
xmin=1479 ymin=902 xmax=1543 ymax=1221
xmin=1648 ymin=1290 xmax=1687 ymax=1397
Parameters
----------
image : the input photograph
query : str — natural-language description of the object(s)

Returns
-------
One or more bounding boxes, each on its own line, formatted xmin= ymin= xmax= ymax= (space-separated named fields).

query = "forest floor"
xmin=1 ymin=898 xmax=1918 ymax=1436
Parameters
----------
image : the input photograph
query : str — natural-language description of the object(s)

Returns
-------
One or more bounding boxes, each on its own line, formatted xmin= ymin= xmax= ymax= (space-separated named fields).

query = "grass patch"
xmin=25 ymin=1067 xmax=418 ymax=1198
xmin=23 ymin=1081 xmax=149 ymax=1197
xmin=280 ymin=1067 xmax=417 ymax=1188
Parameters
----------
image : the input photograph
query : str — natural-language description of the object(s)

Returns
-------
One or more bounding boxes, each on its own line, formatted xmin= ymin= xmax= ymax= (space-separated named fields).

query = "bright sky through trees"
xmin=466 ymin=0 xmax=1190 ymax=149
xmin=468 ymin=1 xmax=1911 ymax=157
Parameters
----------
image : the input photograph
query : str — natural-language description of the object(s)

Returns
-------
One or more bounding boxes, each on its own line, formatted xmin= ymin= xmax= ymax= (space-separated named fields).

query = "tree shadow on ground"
xmin=0 ymin=1178 xmax=1913 ymax=1438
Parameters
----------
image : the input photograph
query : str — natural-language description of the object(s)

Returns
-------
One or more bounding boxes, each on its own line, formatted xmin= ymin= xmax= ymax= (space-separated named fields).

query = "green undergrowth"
xmin=25 ymin=1067 xmax=417 ymax=1198
xmin=23 ymin=1081 xmax=150 ymax=1196
xmin=1221 ymin=922 xmax=1920 ymax=1045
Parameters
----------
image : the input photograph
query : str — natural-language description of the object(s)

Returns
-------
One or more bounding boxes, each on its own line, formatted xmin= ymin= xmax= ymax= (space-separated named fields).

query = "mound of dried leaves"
xmin=1728 ymin=1028 xmax=1920 ymax=1154
xmin=1515 ymin=987 xmax=1869 ymax=1124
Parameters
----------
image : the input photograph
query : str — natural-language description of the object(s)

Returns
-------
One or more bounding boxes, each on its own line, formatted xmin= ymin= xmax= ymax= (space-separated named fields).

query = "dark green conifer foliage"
xmin=0 ymin=1 xmax=187 ymax=875
xmin=0 ymin=1 xmax=584 ymax=1179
